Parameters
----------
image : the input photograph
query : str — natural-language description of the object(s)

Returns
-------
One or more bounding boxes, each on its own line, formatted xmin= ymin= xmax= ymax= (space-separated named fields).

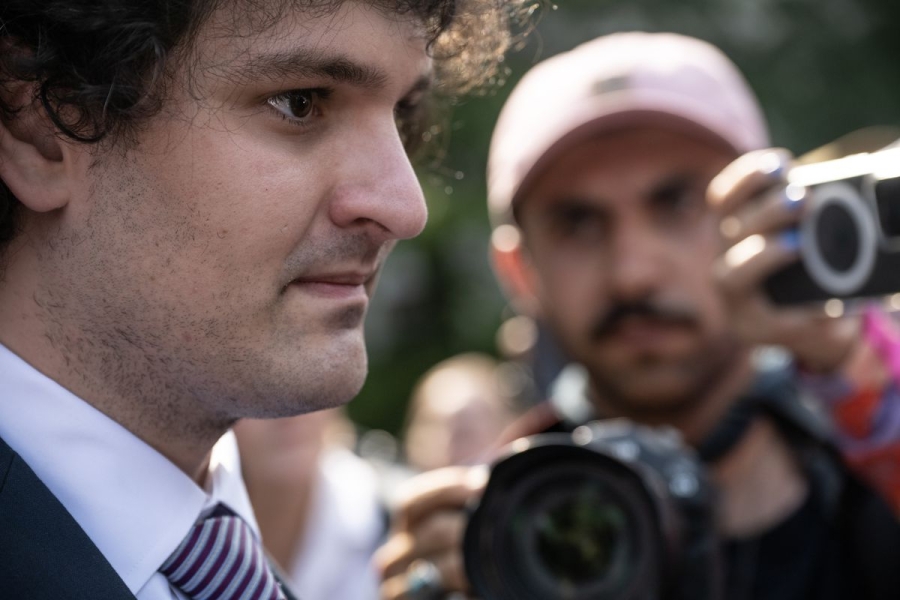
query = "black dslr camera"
xmin=463 ymin=420 xmax=721 ymax=600
xmin=766 ymin=144 xmax=900 ymax=305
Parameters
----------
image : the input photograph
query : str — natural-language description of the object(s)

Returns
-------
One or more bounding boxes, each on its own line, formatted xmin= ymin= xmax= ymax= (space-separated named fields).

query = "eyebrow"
xmin=229 ymin=49 xmax=392 ymax=90
xmin=647 ymin=173 xmax=695 ymax=200
xmin=538 ymin=197 xmax=611 ymax=223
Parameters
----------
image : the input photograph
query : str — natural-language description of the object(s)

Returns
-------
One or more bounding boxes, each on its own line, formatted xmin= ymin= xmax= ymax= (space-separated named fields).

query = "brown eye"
xmin=267 ymin=89 xmax=319 ymax=123
xmin=286 ymin=91 xmax=313 ymax=119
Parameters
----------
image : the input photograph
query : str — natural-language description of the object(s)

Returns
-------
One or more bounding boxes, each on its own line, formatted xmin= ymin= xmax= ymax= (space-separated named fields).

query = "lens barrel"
xmin=464 ymin=421 xmax=719 ymax=600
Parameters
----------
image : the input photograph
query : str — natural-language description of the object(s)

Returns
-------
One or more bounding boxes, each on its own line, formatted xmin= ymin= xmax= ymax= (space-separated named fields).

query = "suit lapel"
xmin=0 ymin=436 xmax=137 ymax=600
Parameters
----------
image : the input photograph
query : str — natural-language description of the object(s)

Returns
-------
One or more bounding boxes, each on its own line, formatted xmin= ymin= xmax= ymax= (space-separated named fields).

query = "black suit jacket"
xmin=0 ymin=435 xmax=300 ymax=600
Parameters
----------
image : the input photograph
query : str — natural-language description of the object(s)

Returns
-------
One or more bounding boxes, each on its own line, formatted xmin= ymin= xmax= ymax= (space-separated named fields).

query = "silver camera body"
xmin=766 ymin=145 xmax=900 ymax=305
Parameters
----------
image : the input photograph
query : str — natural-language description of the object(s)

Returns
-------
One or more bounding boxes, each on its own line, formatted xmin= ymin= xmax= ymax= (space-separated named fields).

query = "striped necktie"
xmin=159 ymin=504 xmax=287 ymax=600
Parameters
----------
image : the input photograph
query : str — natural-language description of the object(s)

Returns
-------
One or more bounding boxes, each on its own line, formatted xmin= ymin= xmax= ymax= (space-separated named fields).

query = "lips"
xmin=603 ymin=317 xmax=694 ymax=352
xmin=288 ymin=271 xmax=375 ymax=300
xmin=296 ymin=272 xmax=371 ymax=286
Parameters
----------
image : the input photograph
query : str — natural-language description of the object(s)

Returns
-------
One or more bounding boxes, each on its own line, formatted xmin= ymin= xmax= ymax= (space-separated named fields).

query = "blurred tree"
xmin=348 ymin=0 xmax=900 ymax=437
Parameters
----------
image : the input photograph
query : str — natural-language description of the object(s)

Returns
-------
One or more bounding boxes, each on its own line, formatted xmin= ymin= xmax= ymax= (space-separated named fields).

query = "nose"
xmin=607 ymin=220 xmax=665 ymax=301
xmin=328 ymin=119 xmax=427 ymax=242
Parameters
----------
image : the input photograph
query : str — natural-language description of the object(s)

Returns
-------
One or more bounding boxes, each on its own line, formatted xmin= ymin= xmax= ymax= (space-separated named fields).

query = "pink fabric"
xmin=863 ymin=305 xmax=900 ymax=384
xmin=487 ymin=31 xmax=771 ymax=227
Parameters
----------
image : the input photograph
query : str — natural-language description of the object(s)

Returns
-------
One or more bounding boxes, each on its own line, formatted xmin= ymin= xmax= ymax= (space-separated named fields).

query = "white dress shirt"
xmin=0 ymin=342 xmax=260 ymax=599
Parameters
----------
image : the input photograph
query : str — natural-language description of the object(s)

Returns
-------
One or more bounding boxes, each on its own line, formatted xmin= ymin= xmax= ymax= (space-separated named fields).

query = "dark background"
xmin=348 ymin=0 xmax=900 ymax=437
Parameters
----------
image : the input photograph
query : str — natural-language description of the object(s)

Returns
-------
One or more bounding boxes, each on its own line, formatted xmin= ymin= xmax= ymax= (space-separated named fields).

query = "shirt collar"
xmin=0 ymin=342 xmax=257 ymax=594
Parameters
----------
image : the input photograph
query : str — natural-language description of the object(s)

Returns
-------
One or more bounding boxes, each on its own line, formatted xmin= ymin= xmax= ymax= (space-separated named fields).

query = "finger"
xmin=716 ymin=231 xmax=801 ymax=300
xmin=775 ymin=309 xmax=862 ymax=372
xmin=407 ymin=511 xmax=466 ymax=558
xmin=708 ymin=148 xmax=794 ymax=215
xmin=392 ymin=466 xmax=488 ymax=531
xmin=379 ymin=552 xmax=469 ymax=599
xmin=376 ymin=511 xmax=466 ymax=579
xmin=376 ymin=532 xmax=414 ymax=580
xmin=719 ymin=185 xmax=807 ymax=243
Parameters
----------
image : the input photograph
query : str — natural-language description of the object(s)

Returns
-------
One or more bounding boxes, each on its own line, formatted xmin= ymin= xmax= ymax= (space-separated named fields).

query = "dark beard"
xmin=586 ymin=333 xmax=745 ymax=421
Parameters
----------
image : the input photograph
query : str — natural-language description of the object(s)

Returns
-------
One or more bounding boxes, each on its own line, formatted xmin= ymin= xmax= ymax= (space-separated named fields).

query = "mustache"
xmin=281 ymin=233 xmax=391 ymax=283
xmin=590 ymin=297 xmax=699 ymax=341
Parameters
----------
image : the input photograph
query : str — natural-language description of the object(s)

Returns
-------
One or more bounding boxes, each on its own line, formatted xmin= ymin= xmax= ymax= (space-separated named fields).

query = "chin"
xmin=311 ymin=335 xmax=370 ymax=405
xmin=236 ymin=333 xmax=369 ymax=418
xmin=594 ymin=368 xmax=701 ymax=414
xmin=251 ymin=367 xmax=366 ymax=418
xmin=619 ymin=387 xmax=697 ymax=413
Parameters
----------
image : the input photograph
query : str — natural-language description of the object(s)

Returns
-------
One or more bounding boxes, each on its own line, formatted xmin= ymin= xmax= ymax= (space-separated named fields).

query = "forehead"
xmin=186 ymin=1 xmax=430 ymax=85
xmin=518 ymin=127 xmax=735 ymax=212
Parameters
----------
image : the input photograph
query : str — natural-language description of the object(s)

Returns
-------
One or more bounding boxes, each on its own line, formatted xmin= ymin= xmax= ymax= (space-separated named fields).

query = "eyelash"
xmin=266 ymin=88 xmax=332 ymax=127
xmin=393 ymin=98 xmax=424 ymax=150
xmin=264 ymin=87 xmax=424 ymax=145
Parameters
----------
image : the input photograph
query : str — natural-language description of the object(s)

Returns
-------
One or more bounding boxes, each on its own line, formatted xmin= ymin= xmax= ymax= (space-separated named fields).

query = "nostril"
xmin=329 ymin=134 xmax=427 ymax=240
xmin=328 ymin=179 xmax=427 ymax=241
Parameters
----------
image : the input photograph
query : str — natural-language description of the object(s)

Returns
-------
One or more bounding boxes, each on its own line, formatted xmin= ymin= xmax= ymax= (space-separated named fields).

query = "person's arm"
xmin=800 ymin=305 xmax=900 ymax=512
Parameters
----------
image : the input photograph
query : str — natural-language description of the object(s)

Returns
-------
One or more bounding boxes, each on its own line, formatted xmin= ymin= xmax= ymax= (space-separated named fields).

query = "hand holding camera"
xmin=707 ymin=147 xmax=871 ymax=372
xmin=376 ymin=467 xmax=485 ymax=599
xmin=376 ymin=422 xmax=719 ymax=600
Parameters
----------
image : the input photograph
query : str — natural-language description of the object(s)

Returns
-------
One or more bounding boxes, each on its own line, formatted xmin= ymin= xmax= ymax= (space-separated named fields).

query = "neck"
xmin=0 ymin=286 xmax=228 ymax=484
xmin=0 ymin=239 xmax=234 ymax=483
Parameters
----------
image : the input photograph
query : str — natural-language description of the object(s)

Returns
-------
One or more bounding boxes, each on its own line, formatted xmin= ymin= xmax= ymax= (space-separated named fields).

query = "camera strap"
xmin=695 ymin=393 xmax=759 ymax=463
xmin=696 ymin=364 xmax=811 ymax=464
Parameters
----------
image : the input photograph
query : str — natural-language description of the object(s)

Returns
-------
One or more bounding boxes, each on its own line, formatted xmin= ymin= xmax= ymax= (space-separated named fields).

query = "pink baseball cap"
xmin=487 ymin=31 xmax=770 ymax=227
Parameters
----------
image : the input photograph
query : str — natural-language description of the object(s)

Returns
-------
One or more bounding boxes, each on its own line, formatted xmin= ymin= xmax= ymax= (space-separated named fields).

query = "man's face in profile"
xmin=44 ymin=1 xmax=430 ymax=419
xmin=516 ymin=127 xmax=740 ymax=415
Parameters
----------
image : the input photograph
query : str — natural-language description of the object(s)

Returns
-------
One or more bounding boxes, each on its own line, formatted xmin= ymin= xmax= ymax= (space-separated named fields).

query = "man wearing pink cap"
xmin=377 ymin=32 xmax=900 ymax=600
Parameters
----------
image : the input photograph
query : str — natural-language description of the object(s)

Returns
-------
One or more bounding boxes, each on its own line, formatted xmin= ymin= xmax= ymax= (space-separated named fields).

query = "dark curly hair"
xmin=0 ymin=0 xmax=534 ymax=261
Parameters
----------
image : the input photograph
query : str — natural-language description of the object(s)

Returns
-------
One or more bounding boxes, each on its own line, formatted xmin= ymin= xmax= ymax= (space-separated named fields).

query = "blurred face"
xmin=37 ymin=2 xmax=429 ymax=421
xmin=516 ymin=128 xmax=740 ymax=414
xmin=406 ymin=371 xmax=513 ymax=471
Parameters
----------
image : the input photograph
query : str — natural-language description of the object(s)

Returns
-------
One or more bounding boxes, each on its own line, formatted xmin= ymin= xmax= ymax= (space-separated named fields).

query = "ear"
xmin=490 ymin=225 xmax=543 ymax=318
xmin=0 ymin=83 xmax=76 ymax=213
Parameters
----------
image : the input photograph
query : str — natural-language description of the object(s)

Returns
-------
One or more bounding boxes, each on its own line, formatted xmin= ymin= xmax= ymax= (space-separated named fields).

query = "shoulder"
xmin=0 ymin=436 xmax=134 ymax=599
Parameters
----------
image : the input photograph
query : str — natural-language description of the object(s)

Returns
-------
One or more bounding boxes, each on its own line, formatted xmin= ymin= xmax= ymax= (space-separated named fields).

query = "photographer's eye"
xmin=551 ymin=202 xmax=609 ymax=244
xmin=267 ymin=89 xmax=328 ymax=124
xmin=651 ymin=177 xmax=703 ymax=222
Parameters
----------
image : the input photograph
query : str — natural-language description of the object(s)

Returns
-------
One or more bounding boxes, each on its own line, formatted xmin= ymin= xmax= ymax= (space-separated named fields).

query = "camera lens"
xmin=501 ymin=464 xmax=651 ymax=599
xmin=800 ymin=181 xmax=876 ymax=296
xmin=534 ymin=486 xmax=627 ymax=584
xmin=815 ymin=202 xmax=859 ymax=273
xmin=516 ymin=480 xmax=635 ymax=593
xmin=465 ymin=444 xmax=661 ymax=600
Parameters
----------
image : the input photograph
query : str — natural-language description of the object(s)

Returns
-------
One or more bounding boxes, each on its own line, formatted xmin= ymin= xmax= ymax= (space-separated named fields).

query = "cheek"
xmin=535 ymin=259 xmax=607 ymax=331
xmin=676 ymin=233 xmax=730 ymax=333
xmin=147 ymin=133 xmax=329 ymax=277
